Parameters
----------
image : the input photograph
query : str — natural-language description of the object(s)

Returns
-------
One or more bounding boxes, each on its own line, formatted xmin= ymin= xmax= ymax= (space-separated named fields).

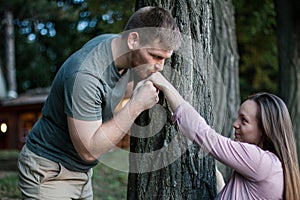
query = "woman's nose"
xmin=233 ymin=120 xmax=239 ymax=129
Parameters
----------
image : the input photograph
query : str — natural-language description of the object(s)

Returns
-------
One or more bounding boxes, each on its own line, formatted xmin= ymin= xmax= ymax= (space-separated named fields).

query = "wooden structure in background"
xmin=0 ymin=89 xmax=47 ymax=150
xmin=0 ymin=88 xmax=129 ymax=151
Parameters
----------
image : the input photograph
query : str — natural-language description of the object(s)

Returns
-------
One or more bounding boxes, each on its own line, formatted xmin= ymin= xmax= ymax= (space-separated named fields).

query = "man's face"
xmin=131 ymin=45 xmax=173 ymax=79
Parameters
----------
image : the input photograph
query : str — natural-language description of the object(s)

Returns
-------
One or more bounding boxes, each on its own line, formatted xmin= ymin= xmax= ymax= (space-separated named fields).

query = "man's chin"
xmin=144 ymin=73 xmax=152 ymax=79
xmin=138 ymin=73 xmax=152 ymax=80
xmin=132 ymin=70 xmax=149 ymax=80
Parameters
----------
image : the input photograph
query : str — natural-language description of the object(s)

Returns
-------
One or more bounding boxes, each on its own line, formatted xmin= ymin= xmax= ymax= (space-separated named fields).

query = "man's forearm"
xmin=88 ymin=100 xmax=142 ymax=159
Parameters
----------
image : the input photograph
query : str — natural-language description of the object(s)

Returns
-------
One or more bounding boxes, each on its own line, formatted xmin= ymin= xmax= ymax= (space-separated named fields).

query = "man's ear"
xmin=127 ymin=32 xmax=140 ymax=50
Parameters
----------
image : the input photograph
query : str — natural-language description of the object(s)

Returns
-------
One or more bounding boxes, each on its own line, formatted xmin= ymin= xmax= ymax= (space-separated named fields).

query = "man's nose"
xmin=154 ymin=63 xmax=164 ymax=72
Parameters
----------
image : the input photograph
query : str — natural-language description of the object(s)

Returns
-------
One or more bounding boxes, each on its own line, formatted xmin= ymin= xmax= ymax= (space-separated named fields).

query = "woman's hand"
xmin=147 ymin=72 xmax=169 ymax=92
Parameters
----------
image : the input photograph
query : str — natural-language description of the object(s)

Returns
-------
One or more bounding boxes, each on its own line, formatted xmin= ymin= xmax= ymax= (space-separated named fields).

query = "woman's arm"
xmin=174 ymin=101 xmax=276 ymax=181
xmin=149 ymin=72 xmax=277 ymax=181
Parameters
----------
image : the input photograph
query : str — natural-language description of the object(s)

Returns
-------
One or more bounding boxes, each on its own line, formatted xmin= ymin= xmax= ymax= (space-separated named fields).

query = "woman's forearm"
xmin=161 ymin=82 xmax=185 ymax=112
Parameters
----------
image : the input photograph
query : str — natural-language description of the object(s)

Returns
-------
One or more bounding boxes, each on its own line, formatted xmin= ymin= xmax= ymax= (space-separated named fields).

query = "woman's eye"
xmin=241 ymin=118 xmax=247 ymax=124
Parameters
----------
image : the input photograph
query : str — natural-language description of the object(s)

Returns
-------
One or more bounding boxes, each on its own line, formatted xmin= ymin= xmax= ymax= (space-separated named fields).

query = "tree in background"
xmin=0 ymin=0 xmax=72 ymax=92
xmin=127 ymin=0 xmax=239 ymax=199
xmin=274 ymin=0 xmax=300 ymax=166
xmin=211 ymin=0 xmax=240 ymax=181
xmin=0 ymin=60 xmax=7 ymax=99
xmin=3 ymin=9 xmax=17 ymax=98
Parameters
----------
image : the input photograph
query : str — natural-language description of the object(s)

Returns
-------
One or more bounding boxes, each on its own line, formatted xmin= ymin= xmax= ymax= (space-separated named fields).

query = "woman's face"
xmin=233 ymin=100 xmax=264 ymax=147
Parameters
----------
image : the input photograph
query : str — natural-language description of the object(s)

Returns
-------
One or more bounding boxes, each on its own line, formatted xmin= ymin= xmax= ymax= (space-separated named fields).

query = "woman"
xmin=149 ymin=72 xmax=300 ymax=199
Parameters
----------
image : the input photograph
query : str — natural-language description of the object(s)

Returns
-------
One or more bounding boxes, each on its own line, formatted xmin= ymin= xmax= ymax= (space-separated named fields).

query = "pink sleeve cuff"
xmin=171 ymin=101 xmax=190 ymax=123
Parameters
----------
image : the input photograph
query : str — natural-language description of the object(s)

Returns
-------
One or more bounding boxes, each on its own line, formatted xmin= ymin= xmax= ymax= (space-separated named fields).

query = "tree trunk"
xmin=0 ymin=65 xmax=7 ymax=99
xmin=4 ymin=10 xmax=17 ymax=98
xmin=127 ymin=0 xmax=229 ymax=199
xmin=274 ymin=0 xmax=300 ymax=165
xmin=211 ymin=0 xmax=240 ymax=181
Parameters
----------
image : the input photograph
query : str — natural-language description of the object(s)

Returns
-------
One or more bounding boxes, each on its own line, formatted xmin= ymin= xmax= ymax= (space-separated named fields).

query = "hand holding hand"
xmin=147 ymin=72 xmax=169 ymax=92
xmin=148 ymin=72 xmax=184 ymax=112
xmin=130 ymin=80 xmax=159 ymax=112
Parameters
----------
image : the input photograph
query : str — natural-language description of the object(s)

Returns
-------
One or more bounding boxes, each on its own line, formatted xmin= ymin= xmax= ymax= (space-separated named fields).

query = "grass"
xmin=93 ymin=162 xmax=128 ymax=200
xmin=0 ymin=150 xmax=19 ymax=159
xmin=0 ymin=150 xmax=128 ymax=199
xmin=0 ymin=172 xmax=20 ymax=199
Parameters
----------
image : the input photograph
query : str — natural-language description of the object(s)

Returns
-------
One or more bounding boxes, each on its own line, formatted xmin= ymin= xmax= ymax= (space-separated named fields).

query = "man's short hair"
xmin=122 ymin=6 xmax=182 ymax=51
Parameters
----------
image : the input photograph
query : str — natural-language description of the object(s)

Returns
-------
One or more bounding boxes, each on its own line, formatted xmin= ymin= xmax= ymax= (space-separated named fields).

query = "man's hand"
xmin=130 ymin=80 xmax=159 ymax=112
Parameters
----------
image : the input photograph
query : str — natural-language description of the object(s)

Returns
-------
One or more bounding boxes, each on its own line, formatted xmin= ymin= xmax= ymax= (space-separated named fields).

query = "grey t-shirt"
xmin=26 ymin=34 xmax=130 ymax=172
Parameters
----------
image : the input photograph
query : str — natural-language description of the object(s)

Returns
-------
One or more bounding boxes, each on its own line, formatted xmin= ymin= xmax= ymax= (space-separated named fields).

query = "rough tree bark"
xmin=274 ymin=0 xmax=300 ymax=165
xmin=211 ymin=0 xmax=240 ymax=181
xmin=126 ymin=0 xmax=238 ymax=199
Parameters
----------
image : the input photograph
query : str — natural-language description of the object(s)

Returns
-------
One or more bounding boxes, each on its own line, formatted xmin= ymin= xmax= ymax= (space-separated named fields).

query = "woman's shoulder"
xmin=264 ymin=150 xmax=282 ymax=167
xmin=254 ymin=149 xmax=282 ymax=181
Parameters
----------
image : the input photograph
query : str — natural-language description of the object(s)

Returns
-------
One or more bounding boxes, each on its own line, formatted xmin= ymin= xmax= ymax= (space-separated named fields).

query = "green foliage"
xmin=1 ymin=0 xmax=279 ymax=98
xmin=82 ymin=0 xmax=135 ymax=34
xmin=233 ymin=0 xmax=278 ymax=100
xmin=0 ymin=150 xmax=20 ymax=199
xmin=0 ymin=173 xmax=20 ymax=199
xmin=0 ymin=0 xmax=135 ymax=93
xmin=92 ymin=163 xmax=128 ymax=199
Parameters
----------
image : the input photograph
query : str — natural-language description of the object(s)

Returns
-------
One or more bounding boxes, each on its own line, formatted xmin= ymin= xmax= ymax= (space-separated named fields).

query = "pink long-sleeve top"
xmin=172 ymin=101 xmax=283 ymax=200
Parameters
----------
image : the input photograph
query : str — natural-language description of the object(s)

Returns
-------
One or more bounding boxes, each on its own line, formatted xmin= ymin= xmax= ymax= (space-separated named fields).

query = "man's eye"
xmin=153 ymin=55 xmax=162 ymax=59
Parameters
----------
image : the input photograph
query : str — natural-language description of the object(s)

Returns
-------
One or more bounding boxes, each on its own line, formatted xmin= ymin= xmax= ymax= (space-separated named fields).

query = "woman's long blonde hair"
xmin=248 ymin=92 xmax=300 ymax=200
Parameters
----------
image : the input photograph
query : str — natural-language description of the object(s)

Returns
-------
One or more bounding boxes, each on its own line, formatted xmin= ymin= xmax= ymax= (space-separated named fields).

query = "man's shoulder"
xmin=82 ymin=34 xmax=119 ymax=48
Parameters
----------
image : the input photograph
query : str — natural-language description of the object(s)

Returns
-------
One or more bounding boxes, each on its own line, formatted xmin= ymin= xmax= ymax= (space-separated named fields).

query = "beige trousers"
xmin=18 ymin=145 xmax=93 ymax=200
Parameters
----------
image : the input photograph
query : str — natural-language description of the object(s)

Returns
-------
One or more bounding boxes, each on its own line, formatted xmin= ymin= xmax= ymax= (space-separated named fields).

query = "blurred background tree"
xmin=275 ymin=0 xmax=300 ymax=169
xmin=233 ymin=0 xmax=278 ymax=100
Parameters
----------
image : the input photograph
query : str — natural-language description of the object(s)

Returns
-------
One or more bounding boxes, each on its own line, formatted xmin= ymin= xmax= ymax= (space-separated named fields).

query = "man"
xmin=18 ymin=6 xmax=181 ymax=199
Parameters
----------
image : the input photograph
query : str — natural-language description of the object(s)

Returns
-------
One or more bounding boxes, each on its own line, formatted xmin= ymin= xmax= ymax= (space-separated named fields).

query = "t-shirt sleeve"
xmin=64 ymin=71 xmax=104 ymax=121
xmin=172 ymin=101 xmax=275 ymax=181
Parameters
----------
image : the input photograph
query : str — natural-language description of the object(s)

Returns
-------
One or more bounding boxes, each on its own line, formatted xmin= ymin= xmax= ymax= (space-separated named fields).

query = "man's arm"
xmin=68 ymin=80 xmax=158 ymax=162
xmin=124 ymin=80 xmax=134 ymax=99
